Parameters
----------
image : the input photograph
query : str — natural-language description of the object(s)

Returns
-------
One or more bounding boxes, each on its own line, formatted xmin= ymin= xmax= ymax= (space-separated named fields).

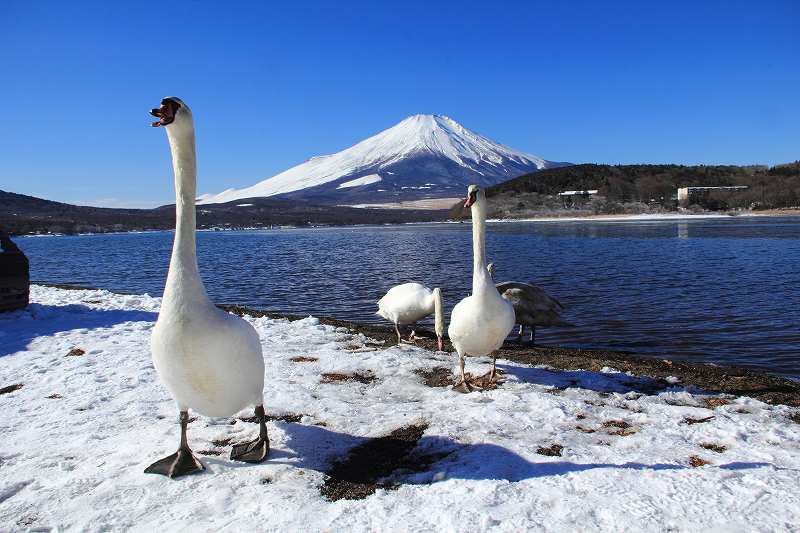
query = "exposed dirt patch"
xmin=289 ymin=356 xmax=318 ymax=363
xmin=65 ymin=348 xmax=85 ymax=357
xmin=683 ymin=416 xmax=715 ymax=425
xmin=0 ymin=383 xmax=23 ymax=395
xmin=602 ymin=420 xmax=632 ymax=430
xmin=260 ymin=476 xmax=273 ymax=484
xmin=320 ymin=423 xmax=428 ymax=501
xmin=789 ymin=413 xmax=800 ymax=424
xmin=45 ymin=393 xmax=63 ymax=399
xmin=212 ymin=437 xmax=234 ymax=447
xmin=703 ymin=397 xmax=733 ymax=409
xmin=320 ymin=371 xmax=376 ymax=385
xmin=576 ymin=414 xmax=587 ymax=420
xmin=608 ymin=428 xmax=637 ymax=436
xmin=197 ymin=449 xmax=223 ymax=456
xmin=414 ymin=367 xmax=453 ymax=388
xmin=576 ymin=425 xmax=596 ymax=433
xmin=536 ymin=444 xmax=563 ymax=457
xmin=222 ymin=305 xmax=800 ymax=407
xmin=700 ymin=443 xmax=727 ymax=453
xmin=602 ymin=420 xmax=637 ymax=436
xmin=689 ymin=455 xmax=711 ymax=467
xmin=238 ymin=413 xmax=305 ymax=424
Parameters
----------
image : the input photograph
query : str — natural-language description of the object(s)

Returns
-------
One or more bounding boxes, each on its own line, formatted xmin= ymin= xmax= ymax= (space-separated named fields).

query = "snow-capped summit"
xmin=198 ymin=114 xmax=566 ymax=206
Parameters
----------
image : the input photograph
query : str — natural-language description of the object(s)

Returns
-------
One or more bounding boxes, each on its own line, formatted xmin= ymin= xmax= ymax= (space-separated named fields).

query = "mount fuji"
xmin=198 ymin=114 xmax=566 ymax=206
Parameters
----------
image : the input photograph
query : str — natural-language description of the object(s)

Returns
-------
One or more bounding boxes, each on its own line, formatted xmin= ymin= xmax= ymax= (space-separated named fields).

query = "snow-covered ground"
xmin=1 ymin=286 xmax=799 ymax=532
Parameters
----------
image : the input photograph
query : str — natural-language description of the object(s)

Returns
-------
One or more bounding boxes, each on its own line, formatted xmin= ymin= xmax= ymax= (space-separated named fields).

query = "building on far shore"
xmin=677 ymin=186 xmax=749 ymax=207
xmin=558 ymin=189 xmax=598 ymax=208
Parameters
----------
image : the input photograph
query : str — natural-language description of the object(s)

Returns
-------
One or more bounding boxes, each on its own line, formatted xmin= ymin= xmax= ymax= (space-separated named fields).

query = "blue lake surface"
xmin=17 ymin=216 xmax=800 ymax=377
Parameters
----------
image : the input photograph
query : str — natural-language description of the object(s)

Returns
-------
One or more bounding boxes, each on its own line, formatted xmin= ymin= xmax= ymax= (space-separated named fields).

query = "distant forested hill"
xmin=449 ymin=162 xmax=800 ymax=218
xmin=0 ymin=191 xmax=447 ymax=236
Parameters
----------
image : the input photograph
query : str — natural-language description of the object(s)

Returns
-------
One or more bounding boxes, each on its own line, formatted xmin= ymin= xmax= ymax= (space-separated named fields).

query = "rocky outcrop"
xmin=0 ymin=232 xmax=29 ymax=311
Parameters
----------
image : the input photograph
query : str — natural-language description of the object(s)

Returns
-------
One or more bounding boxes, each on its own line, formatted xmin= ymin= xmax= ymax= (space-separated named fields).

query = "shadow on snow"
xmin=0 ymin=303 xmax=157 ymax=357
xmin=267 ymin=422 xmax=770 ymax=487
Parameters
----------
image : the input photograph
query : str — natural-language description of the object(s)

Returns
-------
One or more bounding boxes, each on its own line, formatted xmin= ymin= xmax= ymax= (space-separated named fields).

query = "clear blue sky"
xmin=1 ymin=0 xmax=797 ymax=208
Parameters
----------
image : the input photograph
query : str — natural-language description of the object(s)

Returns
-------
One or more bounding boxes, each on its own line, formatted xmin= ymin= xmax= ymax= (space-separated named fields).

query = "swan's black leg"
xmin=145 ymin=411 xmax=205 ymax=478
xmin=230 ymin=405 xmax=270 ymax=463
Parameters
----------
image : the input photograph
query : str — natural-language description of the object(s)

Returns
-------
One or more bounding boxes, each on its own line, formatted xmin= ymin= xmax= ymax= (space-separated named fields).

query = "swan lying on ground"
xmin=377 ymin=283 xmax=444 ymax=350
xmin=145 ymin=97 xmax=269 ymax=478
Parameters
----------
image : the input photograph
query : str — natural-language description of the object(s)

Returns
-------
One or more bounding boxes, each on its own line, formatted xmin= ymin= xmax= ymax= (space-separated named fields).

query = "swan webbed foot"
xmin=145 ymin=410 xmax=204 ymax=478
xmin=230 ymin=405 xmax=270 ymax=463
xmin=474 ymin=368 xmax=506 ymax=389
xmin=144 ymin=447 xmax=205 ymax=478
xmin=453 ymin=373 xmax=486 ymax=393
xmin=230 ymin=436 xmax=270 ymax=463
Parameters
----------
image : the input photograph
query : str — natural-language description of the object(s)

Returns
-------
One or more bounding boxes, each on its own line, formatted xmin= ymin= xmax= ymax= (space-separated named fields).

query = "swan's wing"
xmin=496 ymin=281 xmax=570 ymax=326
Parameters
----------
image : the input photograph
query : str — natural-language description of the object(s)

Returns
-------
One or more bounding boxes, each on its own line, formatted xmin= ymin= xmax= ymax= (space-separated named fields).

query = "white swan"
xmin=376 ymin=283 xmax=444 ymax=349
xmin=488 ymin=264 xmax=572 ymax=345
xmin=145 ymin=97 xmax=269 ymax=478
xmin=448 ymin=185 xmax=515 ymax=390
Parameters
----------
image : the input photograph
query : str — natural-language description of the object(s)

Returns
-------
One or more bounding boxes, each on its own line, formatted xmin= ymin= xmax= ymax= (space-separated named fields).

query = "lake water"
xmin=16 ymin=216 xmax=800 ymax=377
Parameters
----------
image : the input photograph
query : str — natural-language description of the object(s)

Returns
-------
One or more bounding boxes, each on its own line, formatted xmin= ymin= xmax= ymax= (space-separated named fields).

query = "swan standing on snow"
xmin=145 ymin=97 xmax=269 ymax=478
xmin=448 ymin=185 xmax=515 ymax=391
xmin=488 ymin=264 xmax=571 ymax=345
xmin=377 ymin=283 xmax=444 ymax=350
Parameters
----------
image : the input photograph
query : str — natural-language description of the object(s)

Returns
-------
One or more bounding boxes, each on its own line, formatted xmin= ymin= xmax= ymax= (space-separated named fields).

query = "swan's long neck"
xmin=470 ymin=197 xmax=493 ymax=297
xmin=433 ymin=288 xmax=444 ymax=336
xmin=162 ymin=119 xmax=210 ymax=308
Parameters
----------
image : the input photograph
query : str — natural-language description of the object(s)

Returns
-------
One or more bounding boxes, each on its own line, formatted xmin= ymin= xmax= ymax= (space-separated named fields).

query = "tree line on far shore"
xmin=468 ymin=162 xmax=800 ymax=218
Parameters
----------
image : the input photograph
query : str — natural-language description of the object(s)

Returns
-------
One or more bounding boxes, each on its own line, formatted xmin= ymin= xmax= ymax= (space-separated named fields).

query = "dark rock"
xmin=0 ymin=232 xmax=29 ymax=312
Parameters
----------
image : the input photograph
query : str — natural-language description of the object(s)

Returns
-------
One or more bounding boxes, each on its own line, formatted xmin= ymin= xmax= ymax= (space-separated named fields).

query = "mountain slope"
xmin=199 ymin=114 xmax=566 ymax=205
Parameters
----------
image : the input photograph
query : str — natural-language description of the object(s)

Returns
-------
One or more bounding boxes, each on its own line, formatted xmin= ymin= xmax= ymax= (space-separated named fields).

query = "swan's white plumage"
xmin=150 ymin=97 xmax=265 ymax=418
xmin=448 ymin=186 xmax=515 ymax=359
xmin=377 ymin=283 xmax=438 ymax=326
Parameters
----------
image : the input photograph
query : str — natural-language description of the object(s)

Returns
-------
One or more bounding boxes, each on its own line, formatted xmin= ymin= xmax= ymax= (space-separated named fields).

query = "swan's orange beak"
xmin=437 ymin=336 xmax=443 ymax=351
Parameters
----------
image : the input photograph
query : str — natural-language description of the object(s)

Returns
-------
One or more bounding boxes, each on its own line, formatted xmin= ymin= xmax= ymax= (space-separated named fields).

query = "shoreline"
xmin=221 ymin=305 xmax=800 ymax=407
xmin=29 ymin=283 xmax=800 ymax=406
xmin=15 ymin=208 xmax=800 ymax=238
xmin=487 ymin=208 xmax=800 ymax=223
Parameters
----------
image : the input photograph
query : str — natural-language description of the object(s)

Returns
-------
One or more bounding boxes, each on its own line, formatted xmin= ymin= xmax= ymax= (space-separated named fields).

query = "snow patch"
xmin=1 ymin=285 xmax=798 ymax=531
xmin=336 ymin=174 xmax=383 ymax=189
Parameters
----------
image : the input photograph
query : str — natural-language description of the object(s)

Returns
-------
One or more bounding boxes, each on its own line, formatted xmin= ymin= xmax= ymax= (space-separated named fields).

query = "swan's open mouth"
xmin=464 ymin=190 xmax=478 ymax=208
xmin=149 ymin=98 xmax=180 ymax=127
